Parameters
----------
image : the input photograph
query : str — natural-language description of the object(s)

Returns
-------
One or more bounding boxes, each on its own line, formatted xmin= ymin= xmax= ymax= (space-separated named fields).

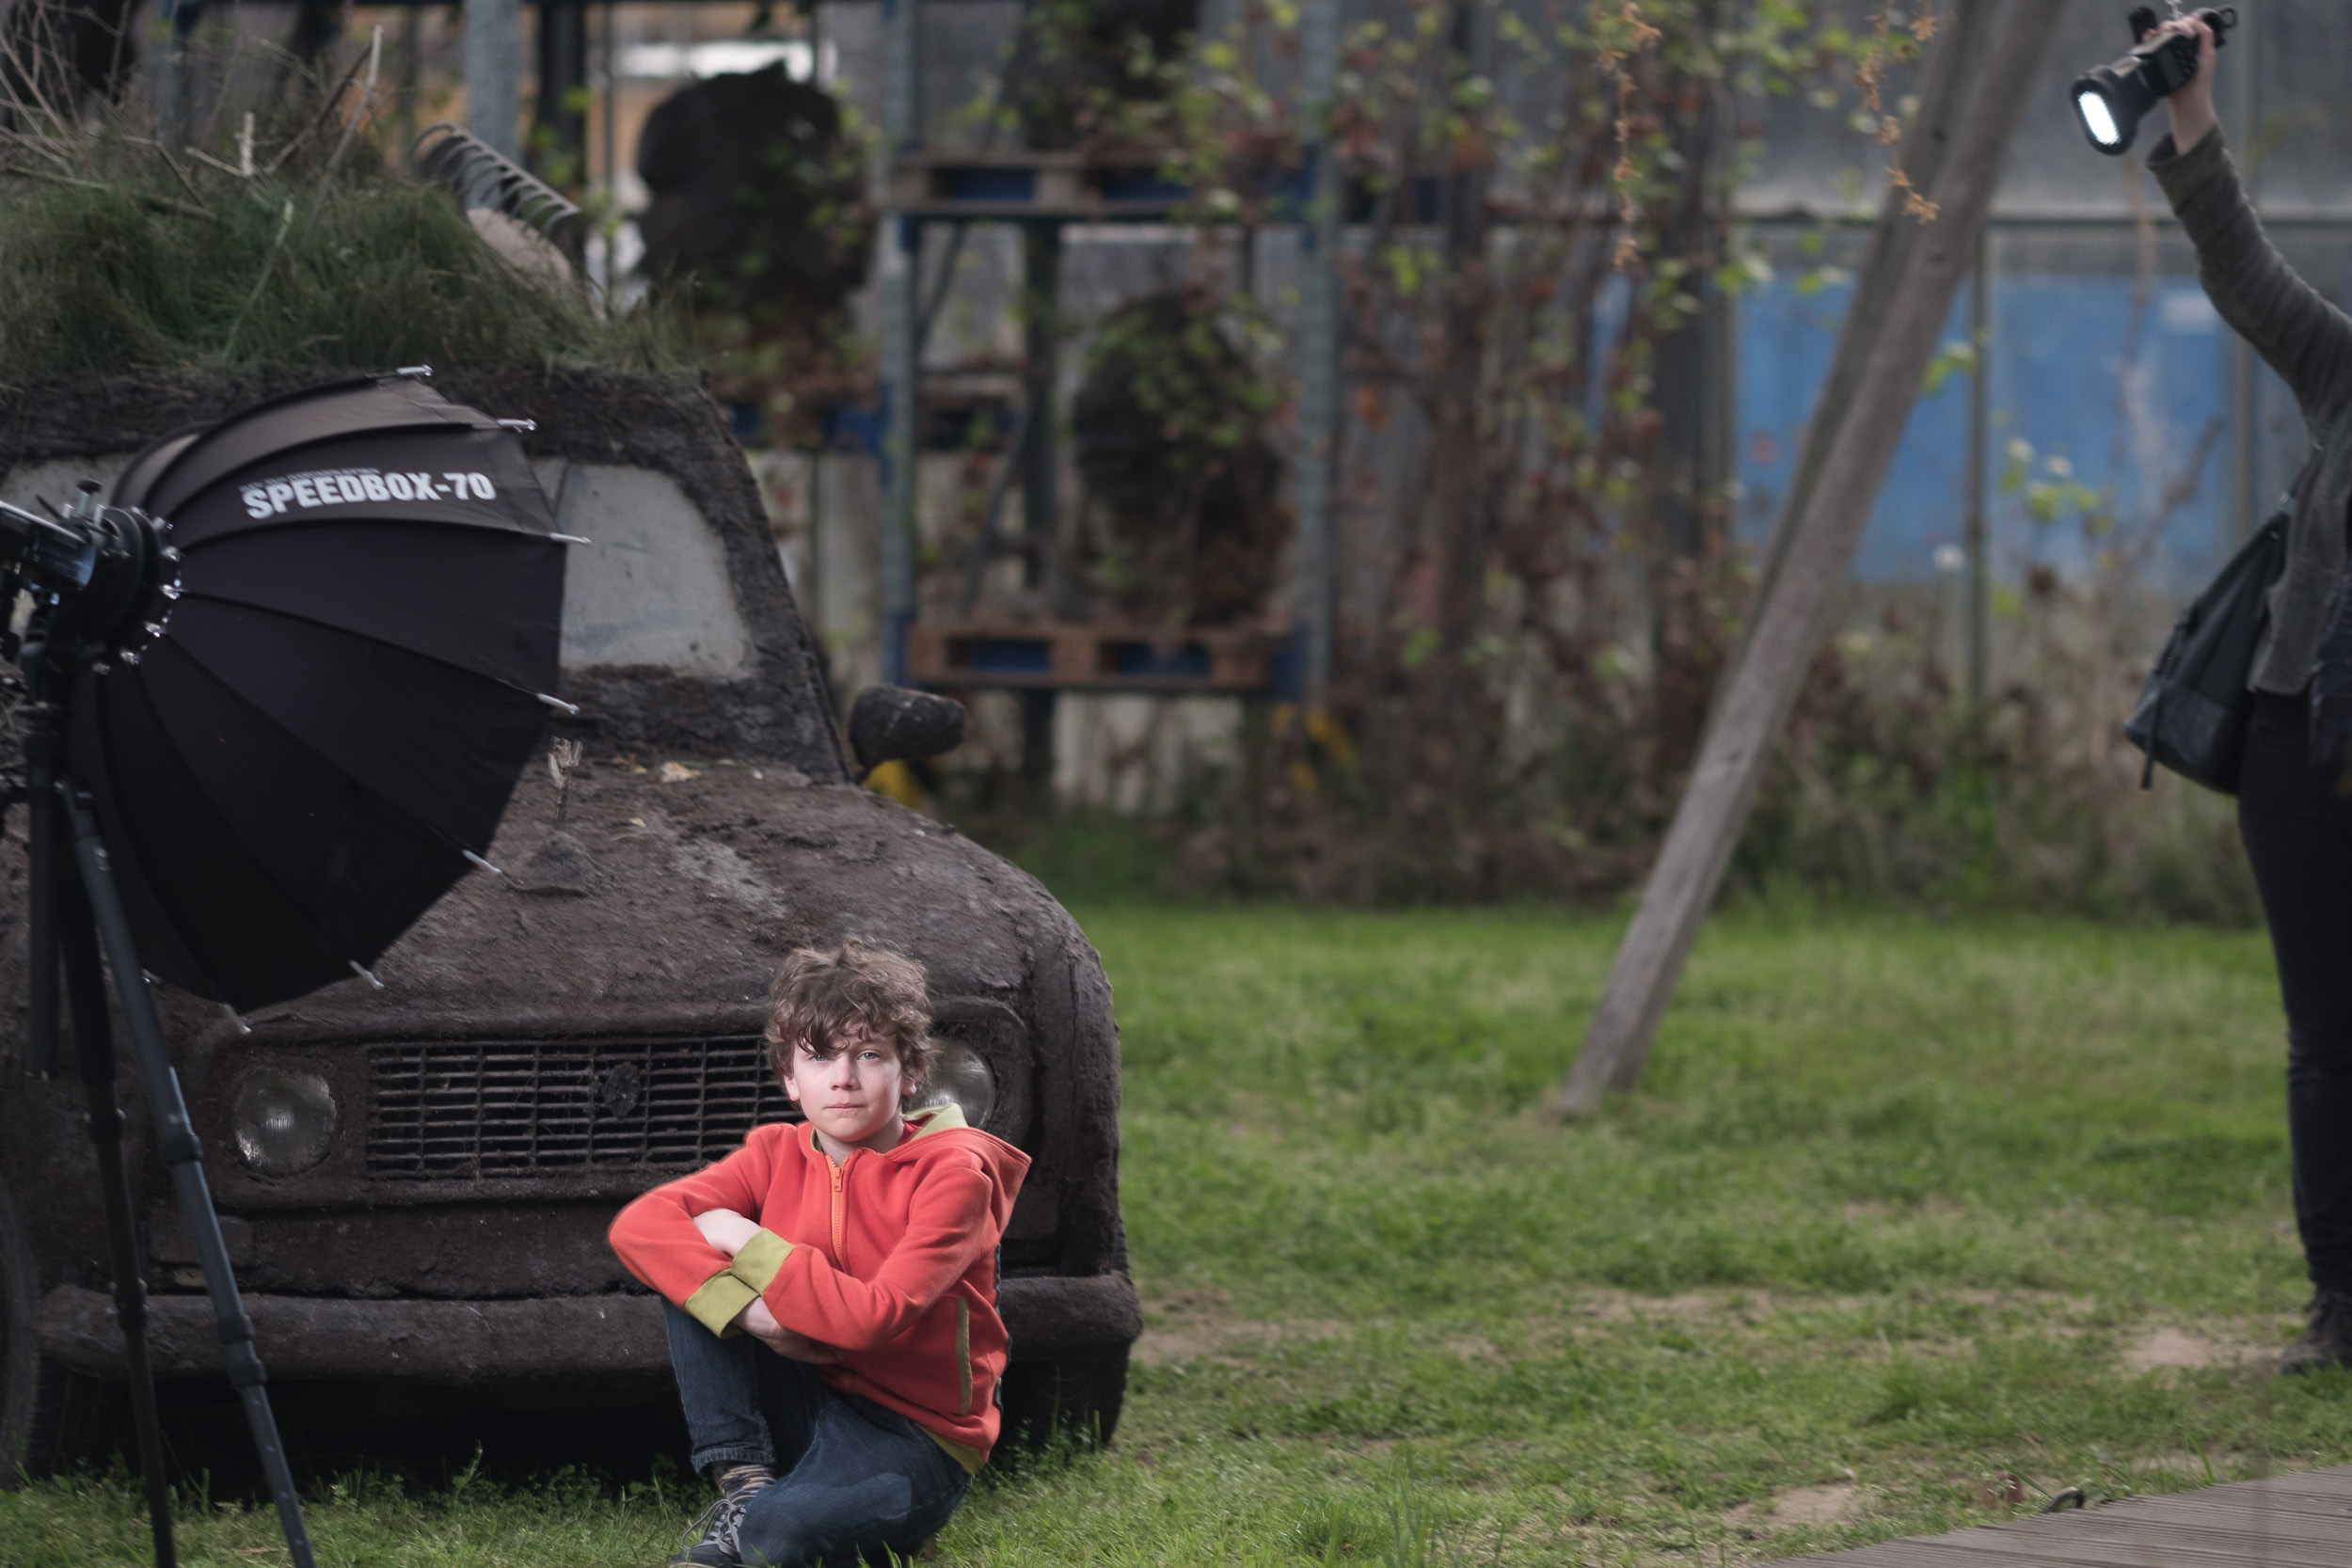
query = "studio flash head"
xmin=2074 ymin=6 xmax=2235 ymax=156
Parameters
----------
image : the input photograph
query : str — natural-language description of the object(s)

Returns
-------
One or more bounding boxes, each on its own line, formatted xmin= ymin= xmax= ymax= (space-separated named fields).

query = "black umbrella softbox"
xmin=84 ymin=374 xmax=568 ymax=1010
xmin=0 ymin=372 xmax=575 ymax=1568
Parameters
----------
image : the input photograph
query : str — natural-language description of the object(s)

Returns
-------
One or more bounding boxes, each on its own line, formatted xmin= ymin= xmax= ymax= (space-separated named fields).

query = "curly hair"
xmin=763 ymin=939 xmax=936 ymax=1095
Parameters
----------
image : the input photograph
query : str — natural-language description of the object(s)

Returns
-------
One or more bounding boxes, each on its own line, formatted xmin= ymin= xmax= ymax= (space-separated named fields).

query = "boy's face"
xmin=783 ymin=1024 xmax=914 ymax=1150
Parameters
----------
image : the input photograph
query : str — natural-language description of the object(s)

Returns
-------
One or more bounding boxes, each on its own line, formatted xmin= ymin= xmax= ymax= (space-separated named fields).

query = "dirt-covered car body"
xmin=0 ymin=371 xmax=1136 ymax=1473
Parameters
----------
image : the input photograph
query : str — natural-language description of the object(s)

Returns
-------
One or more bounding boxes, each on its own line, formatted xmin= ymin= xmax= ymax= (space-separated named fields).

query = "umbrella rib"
xmin=138 ymin=638 xmax=508 ymax=864
xmin=104 ymin=657 xmax=369 ymax=963
xmin=170 ymin=586 xmax=559 ymax=700
xmin=87 ymin=667 xmax=238 ymax=1001
xmin=173 ymin=509 xmax=563 ymax=549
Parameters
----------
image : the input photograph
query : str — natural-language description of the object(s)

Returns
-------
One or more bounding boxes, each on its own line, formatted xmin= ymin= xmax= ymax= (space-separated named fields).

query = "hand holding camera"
xmin=2072 ymin=6 xmax=2233 ymax=155
xmin=2153 ymin=12 xmax=2219 ymax=151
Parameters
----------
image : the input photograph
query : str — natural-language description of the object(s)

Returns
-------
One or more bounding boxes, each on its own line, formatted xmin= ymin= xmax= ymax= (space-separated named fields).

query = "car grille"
xmin=365 ymin=1036 xmax=800 ymax=1179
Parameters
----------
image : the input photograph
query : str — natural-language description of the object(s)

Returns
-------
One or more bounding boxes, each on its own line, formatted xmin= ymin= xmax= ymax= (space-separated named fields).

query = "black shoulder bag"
xmin=2122 ymin=450 xmax=2316 ymax=795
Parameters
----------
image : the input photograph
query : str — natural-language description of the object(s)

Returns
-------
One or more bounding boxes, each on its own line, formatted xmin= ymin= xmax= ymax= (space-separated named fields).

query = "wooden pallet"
xmin=1778 ymin=1465 xmax=2352 ymax=1568
xmin=903 ymin=621 xmax=1282 ymax=693
xmin=890 ymin=149 xmax=1186 ymax=221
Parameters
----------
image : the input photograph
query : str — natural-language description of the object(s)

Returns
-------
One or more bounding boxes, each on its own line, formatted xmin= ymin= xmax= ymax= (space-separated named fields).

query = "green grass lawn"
xmin=8 ymin=904 xmax=2347 ymax=1565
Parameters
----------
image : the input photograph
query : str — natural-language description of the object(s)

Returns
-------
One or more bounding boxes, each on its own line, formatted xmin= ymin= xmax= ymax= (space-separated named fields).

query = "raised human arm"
xmin=2148 ymin=13 xmax=2352 ymax=424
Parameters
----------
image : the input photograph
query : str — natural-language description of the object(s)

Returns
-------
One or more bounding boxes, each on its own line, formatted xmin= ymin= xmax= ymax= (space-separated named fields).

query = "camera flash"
xmin=2075 ymin=88 xmax=2123 ymax=150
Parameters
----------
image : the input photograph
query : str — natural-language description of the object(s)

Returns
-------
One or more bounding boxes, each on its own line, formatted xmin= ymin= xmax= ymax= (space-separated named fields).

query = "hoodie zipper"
xmin=830 ymin=1157 xmax=848 ymax=1261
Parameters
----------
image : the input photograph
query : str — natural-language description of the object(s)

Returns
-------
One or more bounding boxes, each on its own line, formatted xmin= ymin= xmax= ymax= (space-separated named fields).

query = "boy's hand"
xmin=737 ymin=1298 xmax=843 ymax=1364
xmin=693 ymin=1208 xmax=761 ymax=1257
xmin=2157 ymin=14 xmax=2218 ymax=151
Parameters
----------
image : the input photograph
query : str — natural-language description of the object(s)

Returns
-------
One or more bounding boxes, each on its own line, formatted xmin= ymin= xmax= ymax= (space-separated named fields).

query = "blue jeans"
xmin=663 ymin=1302 xmax=972 ymax=1566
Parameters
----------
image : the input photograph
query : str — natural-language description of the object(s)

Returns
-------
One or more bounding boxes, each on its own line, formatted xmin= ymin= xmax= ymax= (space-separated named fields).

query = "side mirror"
xmin=849 ymin=686 xmax=966 ymax=772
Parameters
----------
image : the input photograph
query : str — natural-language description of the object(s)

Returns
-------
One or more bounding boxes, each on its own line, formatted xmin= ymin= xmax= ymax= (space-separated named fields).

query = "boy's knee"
xmin=738 ymin=1474 xmax=920 ymax=1568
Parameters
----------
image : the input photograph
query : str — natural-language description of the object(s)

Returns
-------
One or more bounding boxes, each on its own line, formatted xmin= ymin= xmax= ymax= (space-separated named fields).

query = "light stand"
xmin=2 ymin=487 xmax=317 ymax=1568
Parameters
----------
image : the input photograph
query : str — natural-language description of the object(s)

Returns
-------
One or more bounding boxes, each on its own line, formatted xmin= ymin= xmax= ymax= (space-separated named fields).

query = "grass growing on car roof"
xmin=0 ymin=116 xmax=689 ymax=388
xmin=4 ymin=904 xmax=2347 ymax=1565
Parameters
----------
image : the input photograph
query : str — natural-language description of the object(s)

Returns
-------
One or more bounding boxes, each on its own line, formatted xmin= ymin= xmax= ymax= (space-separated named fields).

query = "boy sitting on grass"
xmin=611 ymin=940 xmax=1029 ymax=1567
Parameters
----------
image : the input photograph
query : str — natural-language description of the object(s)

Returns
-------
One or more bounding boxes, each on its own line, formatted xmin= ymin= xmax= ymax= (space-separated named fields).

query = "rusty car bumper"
xmin=39 ymin=1274 xmax=1142 ymax=1382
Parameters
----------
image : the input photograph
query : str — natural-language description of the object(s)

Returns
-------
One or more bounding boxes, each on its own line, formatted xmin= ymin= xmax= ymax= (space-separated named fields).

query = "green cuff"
xmin=729 ymin=1228 xmax=794 ymax=1294
xmin=684 ymin=1270 xmax=760 ymax=1338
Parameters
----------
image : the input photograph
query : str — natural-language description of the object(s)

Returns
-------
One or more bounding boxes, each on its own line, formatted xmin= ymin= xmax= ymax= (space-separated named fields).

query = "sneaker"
xmin=2280 ymin=1291 xmax=2352 ymax=1375
xmin=668 ymin=1463 xmax=775 ymax=1567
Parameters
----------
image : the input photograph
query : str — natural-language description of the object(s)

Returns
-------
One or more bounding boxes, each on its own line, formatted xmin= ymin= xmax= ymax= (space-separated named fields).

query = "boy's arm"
xmin=689 ymin=1212 xmax=844 ymax=1361
xmin=607 ymin=1132 xmax=781 ymax=1332
xmin=735 ymin=1159 xmax=1000 ymax=1352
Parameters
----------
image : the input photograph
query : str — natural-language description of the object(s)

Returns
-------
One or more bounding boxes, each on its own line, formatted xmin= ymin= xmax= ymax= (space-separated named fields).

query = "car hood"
xmin=160 ymin=761 xmax=1061 ymax=1046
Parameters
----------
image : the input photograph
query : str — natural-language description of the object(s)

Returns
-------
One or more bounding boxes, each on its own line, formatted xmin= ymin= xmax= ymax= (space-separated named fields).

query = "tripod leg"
xmin=56 ymin=879 xmax=176 ymax=1568
xmin=25 ymin=702 xmax=61 ymax=1078
xmin=61 ymin=789 xmax=318 ymax=1568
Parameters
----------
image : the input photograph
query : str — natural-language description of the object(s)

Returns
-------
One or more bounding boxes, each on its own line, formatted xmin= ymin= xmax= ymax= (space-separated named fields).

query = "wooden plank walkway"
xmin=1779 ymin=1466 xmax=2352 ymax=1567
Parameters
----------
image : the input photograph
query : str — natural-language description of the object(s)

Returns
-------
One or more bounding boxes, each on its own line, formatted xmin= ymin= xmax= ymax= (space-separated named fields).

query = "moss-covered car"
xmin=0 ymin=370 xmax=1138 ymax=1477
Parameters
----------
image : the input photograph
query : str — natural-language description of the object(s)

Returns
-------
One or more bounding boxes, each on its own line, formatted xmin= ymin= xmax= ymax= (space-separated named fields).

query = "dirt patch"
xmin=1137 ymin=1289 xmax=2292 ymax=1384
xmin=1947 ymin=1290 xmax=2097 ymax=1316
xmin=1726 ymin=1482 xmax=1861 ymax=1530
xmin=1568 ymin=1288 xmax=2095 ymax=1328
xmin=2121 ymin=1325 xmax=2271 ymax=1373
xmin=1136 ymin=1292 xmax=1347 ymax=1366
xmin=1772 ymin=1483 xmax=1862 ymax=1526
xmin=1575 ymin=1290 xmax=1757 ymax=1323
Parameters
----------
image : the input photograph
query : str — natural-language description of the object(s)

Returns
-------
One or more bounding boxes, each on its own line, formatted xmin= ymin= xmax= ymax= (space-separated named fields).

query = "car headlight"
xmin=231 ymin=1067 xmax=340 ymax=1176
xmin=913 ymin=1038 xmax=995 ymax=1131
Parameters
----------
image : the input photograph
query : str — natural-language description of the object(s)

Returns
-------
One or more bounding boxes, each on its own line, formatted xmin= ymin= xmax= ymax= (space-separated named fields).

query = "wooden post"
xmin=1724 ymin=0 xmax=1996 ymax=681
xmin=1965 ymin=224 xmax=1991 ymax=707
xmin=1292 ymin=0 xmax=1343 ymax=706
xmin=1554 ymin=0 xmax=2058 ymax=1116
xmin=464 ymin=0 xmax=524 ymax=161
xmin=879 ymin=0 xmax=923 ymax=685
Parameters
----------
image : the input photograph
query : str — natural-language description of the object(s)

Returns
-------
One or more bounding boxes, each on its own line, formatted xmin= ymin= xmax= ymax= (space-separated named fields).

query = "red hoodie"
xmin=609 ymin=1104 xmax=1030 ymax=1470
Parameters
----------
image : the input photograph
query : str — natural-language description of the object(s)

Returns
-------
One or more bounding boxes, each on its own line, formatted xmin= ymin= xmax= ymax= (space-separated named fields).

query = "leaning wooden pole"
xmin=1724 ymin=0 xmax=1997 ymax=680
xmin=1555 ymin=0 xmax=2057 ymax=1116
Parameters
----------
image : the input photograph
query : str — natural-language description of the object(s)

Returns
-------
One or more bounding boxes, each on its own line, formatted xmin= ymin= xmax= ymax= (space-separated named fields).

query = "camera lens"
xmin=231 ymin=1067 xmax=341 ymax=1177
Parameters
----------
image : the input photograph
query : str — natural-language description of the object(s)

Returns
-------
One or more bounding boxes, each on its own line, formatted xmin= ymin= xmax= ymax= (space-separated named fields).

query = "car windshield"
xmin=537 ymin=458 xmax=755 ymax=678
